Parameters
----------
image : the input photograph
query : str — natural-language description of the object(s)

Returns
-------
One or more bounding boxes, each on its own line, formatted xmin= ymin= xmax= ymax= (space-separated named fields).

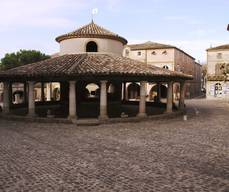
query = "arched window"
xmin=162 ymin=50 xmax=167 ymax=55
xmin=127 ymin=83 xmax=140 ymax=100
xmin=151 ymin=51 xmax=156 ymax=55
xmin=86 ymin=41 xmax=98 ymax=52
xmin=163 ymin=65 xmax=169 ymax=70
xmin=215 ymin=83 xmax=222 ymax=97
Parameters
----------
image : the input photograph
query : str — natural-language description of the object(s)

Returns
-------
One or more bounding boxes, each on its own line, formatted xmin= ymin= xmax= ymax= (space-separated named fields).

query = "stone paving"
xmin=0 ymin=99 xmax=229 ymax=192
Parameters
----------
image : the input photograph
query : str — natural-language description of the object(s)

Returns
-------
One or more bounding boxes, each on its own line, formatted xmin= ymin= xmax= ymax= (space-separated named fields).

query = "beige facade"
xmin=124 ymin=47 xmax=175 ymax=70
xmin=206 ymin=45 xmax=229 ymax=99
xmin=123 ymin=42 xmax=202 ymax=99
xmin=60 ymin=38 xmax=124 ymax=56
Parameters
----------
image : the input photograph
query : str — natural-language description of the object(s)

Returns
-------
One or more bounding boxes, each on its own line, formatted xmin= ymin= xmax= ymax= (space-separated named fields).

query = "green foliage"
xmin=0 ymin=50 xmax=50 ymax=70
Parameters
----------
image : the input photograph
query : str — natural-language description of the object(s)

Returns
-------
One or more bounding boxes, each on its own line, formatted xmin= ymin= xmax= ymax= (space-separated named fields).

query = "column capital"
xmin=69 ymin=80 xmax=76 ymax=84
xmin=100 ymin=80 xmax=108 ymax=84
xmin=27 ymin=81 xmax=35 ymax=86
xmin=140 ymin=81 xmax=147 ymax=84
xmin=3 ymin=81 xmax=9 ymax=84
xmin=168 ymin=81 xmax=174 ymax=84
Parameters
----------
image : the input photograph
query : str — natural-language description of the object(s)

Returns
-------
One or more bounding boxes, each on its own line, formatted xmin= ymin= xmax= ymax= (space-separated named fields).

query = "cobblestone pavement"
xmin=0 ymin=99 xmax=229 ymax=192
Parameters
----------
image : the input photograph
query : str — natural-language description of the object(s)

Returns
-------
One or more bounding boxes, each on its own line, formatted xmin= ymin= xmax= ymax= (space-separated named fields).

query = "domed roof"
xmin=56 ymin=21 xmax=128 ymax=45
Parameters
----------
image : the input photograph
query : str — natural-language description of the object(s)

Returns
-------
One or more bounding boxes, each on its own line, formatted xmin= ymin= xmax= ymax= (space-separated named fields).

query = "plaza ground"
xmin=0 ymin=99 xmax=229 ymax=192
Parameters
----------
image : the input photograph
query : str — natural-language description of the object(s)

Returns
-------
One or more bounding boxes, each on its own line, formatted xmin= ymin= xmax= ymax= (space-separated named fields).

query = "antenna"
xmin=92 ymin=8 xmax=98 ymax=22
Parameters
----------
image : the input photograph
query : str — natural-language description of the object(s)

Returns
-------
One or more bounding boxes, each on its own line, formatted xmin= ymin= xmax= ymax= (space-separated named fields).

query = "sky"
xmin=0 ymin=0 xmax=229 ymax=63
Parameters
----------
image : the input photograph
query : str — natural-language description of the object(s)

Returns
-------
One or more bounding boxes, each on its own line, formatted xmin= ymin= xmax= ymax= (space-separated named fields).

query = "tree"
xmin=0 ymin=50 xmax=50 ymax=70
xmin=219 ymin=63 xmax=229 ymax=80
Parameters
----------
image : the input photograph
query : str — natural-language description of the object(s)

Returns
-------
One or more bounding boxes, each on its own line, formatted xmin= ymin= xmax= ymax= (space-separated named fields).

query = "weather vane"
xmin=92 ymin=8 xmax=98 ymax=22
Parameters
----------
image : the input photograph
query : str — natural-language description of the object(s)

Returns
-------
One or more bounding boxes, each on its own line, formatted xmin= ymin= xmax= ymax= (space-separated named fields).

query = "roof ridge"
xmin=66 ymin=54 xmax=87 ymax=74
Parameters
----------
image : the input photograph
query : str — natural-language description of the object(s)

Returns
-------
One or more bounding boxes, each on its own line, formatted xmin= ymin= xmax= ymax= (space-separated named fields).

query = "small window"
xmin=162 ymin=50 xmax=167 ymax=55
xmin=86 ymin=41 xmax=98 ymax=52
xmin=151 ymin=51 xmax=156 ymax=55
xmin=85 ymin=83 xmax=99 ymax=98
xmin=217 ymin=53 xmax=222 ymax=59
xmin=137 ymin=51 xmax=141 ymax=56
xmin=163 ymin=65 xmax=169 ymax=70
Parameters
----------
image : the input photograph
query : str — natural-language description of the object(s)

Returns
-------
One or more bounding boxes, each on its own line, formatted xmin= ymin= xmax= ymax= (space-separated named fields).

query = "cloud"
xmin=164 ymin=15 xmax=202 ymax=25
xmin=0 ymin=0 xmax=87 ymax=28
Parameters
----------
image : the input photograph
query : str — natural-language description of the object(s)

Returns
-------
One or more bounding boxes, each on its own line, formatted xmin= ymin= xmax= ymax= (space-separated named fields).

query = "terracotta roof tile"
xmin=56 ymin=21 xmax=127 ymax=45
xmin=0 ymin=54 xmax=192 ymax=80
xmin=127 ymin=41 xmax=175 ymax=50
xmin=207 ymin=44 xmax=229 ymax=51
xmin=126 ymin=41 xmax=195 ymax=60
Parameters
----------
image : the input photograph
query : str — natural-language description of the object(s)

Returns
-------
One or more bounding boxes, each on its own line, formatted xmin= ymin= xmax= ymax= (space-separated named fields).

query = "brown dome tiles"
xmin=55 ymin=21 xmax=128 ymax=45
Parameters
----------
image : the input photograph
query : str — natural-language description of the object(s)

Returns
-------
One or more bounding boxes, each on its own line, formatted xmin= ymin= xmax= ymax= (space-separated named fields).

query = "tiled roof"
xmin=126 ymin=41 xmax=195 ymax=60
xmin=127 ymin=41 xmax=175 ymax=50
xmin=207 ymin=75 xmax=228 ymax=81
xmin=207 ymin=44 xmax=229 ymax=51
xmin=56 ymin=21 xmax=128 ymax=45
xmin=0 ymin=54 xmax=192 ymax=80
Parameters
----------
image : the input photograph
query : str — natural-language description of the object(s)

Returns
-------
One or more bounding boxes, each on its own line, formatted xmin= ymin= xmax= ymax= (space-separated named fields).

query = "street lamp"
xmin=227 ymin=24 xmax=229 ymax=31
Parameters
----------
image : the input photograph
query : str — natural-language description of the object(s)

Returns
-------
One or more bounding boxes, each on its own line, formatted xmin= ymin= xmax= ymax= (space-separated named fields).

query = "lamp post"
xmin=227 ymin=24 xmax=229 ymax=31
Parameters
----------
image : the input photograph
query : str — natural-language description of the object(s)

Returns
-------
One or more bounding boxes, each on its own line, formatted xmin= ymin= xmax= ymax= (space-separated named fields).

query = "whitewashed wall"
xmin=59 ymin=38 xmax=124 ymax=56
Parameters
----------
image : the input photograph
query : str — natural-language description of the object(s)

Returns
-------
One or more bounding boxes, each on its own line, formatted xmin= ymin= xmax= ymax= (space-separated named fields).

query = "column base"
xmin=68 ymin=116 xmax=77 ymax=124
xmin=27 ymin=113 xmax=37 ymax=118
xmin=137 ymin=113 xmax=147 ymax=118
xmin=98 ymin=115 xmax=109 ymax=121
xmin=68 ymin=116 xmax=77 ymax=120
xmin=2 ymin=110 xmax=10 ymax=115
xmin=166 ymin=110 xmax=173 ymax=113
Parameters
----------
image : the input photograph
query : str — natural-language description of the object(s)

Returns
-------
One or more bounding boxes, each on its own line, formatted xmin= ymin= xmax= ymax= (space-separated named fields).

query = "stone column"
xmin=23 ymin=82 xmax=27 ymax=104
xmin=3 ymin=82 xmax=10 ymax=114
xmin=41 ymin=82 xmax=45 ymax=102
xmin=137 ymin=81 xmax=147 ymax=117
xmin=166 ymin=81 xmax=173 ymax=113
xmin=123 ymin=82 xmax=126 ymax=101
xmin=46 ymin=83 xmax=52 ymax=101
xmin=68 ymin=81 xmax=77 ymax=119
xmin=99 ymin=80 xmax=108 ymax=119
xmin=157 ymin=83 xmax=161 ymax=103
xmin=28 ymin=81 xmax=35 ymax=116
xmin=179 ymin=81 xmax=185 ymax=110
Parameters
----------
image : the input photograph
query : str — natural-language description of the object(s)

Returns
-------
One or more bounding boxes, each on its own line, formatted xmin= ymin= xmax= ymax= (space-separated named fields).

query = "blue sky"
xmin=0 ymin=0 xmax=229 ymax=63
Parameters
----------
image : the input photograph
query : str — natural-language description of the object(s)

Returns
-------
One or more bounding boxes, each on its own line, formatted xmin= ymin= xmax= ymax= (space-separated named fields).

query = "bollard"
xmin=183 ymin=114 xmax=187 ymax=121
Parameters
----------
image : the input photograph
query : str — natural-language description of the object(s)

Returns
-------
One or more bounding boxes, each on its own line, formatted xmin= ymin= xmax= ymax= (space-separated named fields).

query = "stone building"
xmin=0 ymin=21 xmax=191 ymax=123
xmin=123 ymin=41 xmax=202 ymax=99
xmin=206 ymin=44 xmax=229 ymax=98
